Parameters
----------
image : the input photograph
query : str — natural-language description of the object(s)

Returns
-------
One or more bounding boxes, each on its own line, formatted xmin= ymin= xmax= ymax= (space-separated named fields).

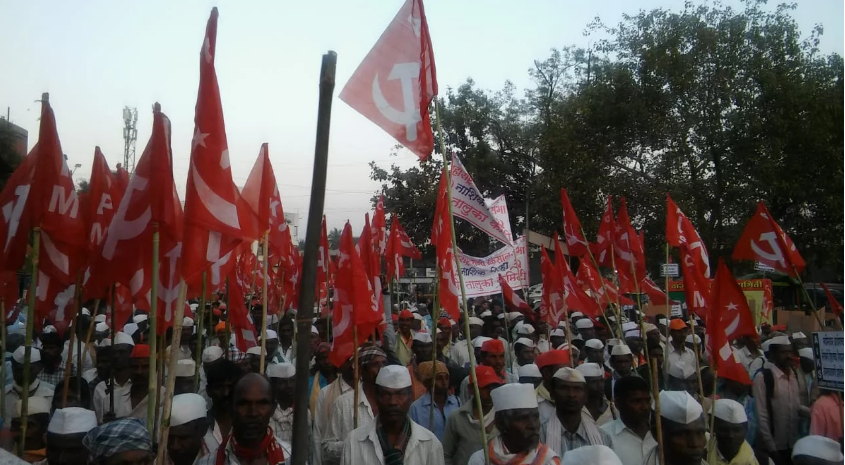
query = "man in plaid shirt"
xmin=38 ymin=329 xmax=73 ymax=386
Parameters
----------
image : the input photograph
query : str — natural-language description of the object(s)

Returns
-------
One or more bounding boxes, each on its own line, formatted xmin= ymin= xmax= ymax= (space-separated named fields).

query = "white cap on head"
xmin=767 ymin=335 xmax=791 ymax=347
xmin=81 ymin=308 xmax=91 ymax=316
xmin=575 ymin=319 xmax=594 ymax=329
xmin=123 ymin=323 xmax=139 ymax=336
xmin=202 ymin=346 xmax=223 ymax=363
xmin=550 ymin=328 xmax=566 ymax=338
xmin=657 ymin=317 xmax=668 ymax=325
xmin=182 ymin=317 xmax=195 ymax=327
xmin=585 ymin=339 xmax=604 ymax=350
xmin=95 ymin=322 xmax=109 ymax=333
xmin=622 ymin=321 xmax=638 ymax=332
xmin=114 ymin=331 xmax=135 ymax=346
xmin=714 ymin=398 xmax=748 ymax=424
xmin=761 ymin=339 xmax=774 ymax=352
xmin=412 ymin=313 xmax=424 ymax=321
xmin=507 ymin=312 xmax=522 ymax=321
xmin=189 ymin=303 xmax=199 ymax=311
xmin=491 ymin=383 xmax=537 ymax=411
xmin=13 ymin=346 xmax=40 ymax=364
xmin=571 ymin=312 xmax=584 ymax=318
xmin=413 ymin=332 xmax=432 ymax=344
xmin=792 ymin=435 xmax=844 ymax=461
xmin=798 ymin=347 xmax=814 ymax=360
xmin=606 ymin=338 xmax=620 ymax=347
xmin=791 ymin=332 xmax=807 ymax=340
xmin=625 ymin=329 xmax=642 ymax=338
xmin=685 ymin=334 xmax=701 ymax=344
xmin=133 ymin=314 xmax=148 ymax=324
xmin=42 ymin=325 xmax=56 ymax=334
xmin=246 ymin=346 xmax=262 ymax=356
xmin=48 ymin=407 xmax=98 ymax=435
xmin=468 ymin=317 xmax=484 ymax=326
xmin=376 ymin=365 xmax=412 ymax=389
xmin=553 ymin=367 xmax=586 ymax=383
xmin=267 ymin=362 xmax=296 ymax=379
xmin=15 ymin=397 xmax=49 ymax=417
xmin=558 ymin=320 xmax=567 ymax=328
xmin=473 ymin=336 xmax=492 ymax=349
xmin=479 ymin=310 xmax=493 ymax=318
xmin=517 ymin=324 xmax=535 ymax=335
xmin=658 ymin=390 xmax=703 ymax=424
xmin=561 ymin=445 xmax=622 ymax=465
xmin=94 ymin=314 xmax=107 ymax=323
xmin=668 ymin=361 xmax=696 ymax=379
xmin=497 ymin=313 xmax=505 ymax=320
xmin=98 ymin=339 xmax=112 ymax=347
xmin=264 ymin=329 xmax=278 ymax=341
xmin=576 ymin=363 xmax=605 ymax=378
xmin=518 ymin=364 xmax=541 ymax=378
xmin=610 ymin=345 xmax=632 ymax=356
xmin=572 ymin=334 xmax=583 ymax=341
xmin=311 ymin=325 xmax=319 ymax=335
xmin=174 ymin=360 xmax=196 ymax=378
xmin=170 ymin=394 xmax=208 ymax=427
xmin=514 ymin=337 xmax=535 ymax=349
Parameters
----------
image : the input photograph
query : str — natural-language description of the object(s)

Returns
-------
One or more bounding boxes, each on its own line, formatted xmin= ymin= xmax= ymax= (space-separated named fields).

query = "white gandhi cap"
xmin=413 ymin=332 xmax=432 ymax=344
xmin=491 ymin=383 xmax=538 ymax=411
xmin=123 ymin=323 xmax=139 ymax=336
xmin=658 ymin=390 xmax=703 ymax=424
xmin=94 ymin=314 xmax=107 ymax=323
xmin=468 ymin=317 xmax=484 ymax=326
xmin=561 ymin=445 xmax=622 ymax=465
xmin=550 ymin=328 xmax=566 ymax=338
xmin=575 ymin=363 xmax=604 ymax=378
xmin=472 ymin=336 xmax=492 ymax=349
xmin=553 ymin=367 xmax=586 ymax=383
xmin=48 ymin=407 xmax=98 ymax=435
xmin=267 ymin=362 xmax=296 ymax=379
xmin=518 ymin=364 xmax=541 ymax=378
xmin=114 ymin=331 xmax=135 ymax=346
xmin=246 ymin=346 xmax=262 ymax=356
xmin=13 ymin=346 xmax=40 ymax=364
xmin=585 ymin=339 xmax=604 ymax=350
xmin=668 ymin=361 xmax=696 ymax=379
xmin=170 ymin=394 xmax=208 ymax=427
xmin=798 ymin=347 xmax=814 ymax=360
xmin=182 ymin=317 xmax=195 ymax=327
xmin=174 ymin=360 xmax=196 ymax=378
xmin=792 ymin=435 xmax=844 ymax=461
xmin=95 ymin=322 xmax=109 ymax=333
xmin=264 ymin=329 xmax=278 ymax=340
xmin=376 ymin=365 xmax=412 ymax=389
xmin=611 ymin=345 xmax=632 ymax=356
xmin=15 ymin=397 xmax=50 ymax=417
xmin=575 ymin=319 xmax=594 ymax=329
xmin=514 ymin=337 xmax=535 ymax=349
xmin=202 ymin=346 xmax=223 ymax=363
xmin=714 ymin=398 xmax=748 ymax=424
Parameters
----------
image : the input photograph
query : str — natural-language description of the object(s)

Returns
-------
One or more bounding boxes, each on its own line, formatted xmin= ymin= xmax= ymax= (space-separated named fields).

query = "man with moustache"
xmin=166 ymin=394 xmax=210 ymax=465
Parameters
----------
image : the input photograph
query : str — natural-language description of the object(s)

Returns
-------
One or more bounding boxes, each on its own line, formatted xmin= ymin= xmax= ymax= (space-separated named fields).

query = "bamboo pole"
xmin=147 ymin=226 xmax=160 ymax=433
xmin=688 ymin=316 xmax=705 ymax=401
xmin=352 ymin=326 xmax=359 ymax=428
xmin=61 ymin=306 xmax=79 ymax=407
xmin=0 ymin=298 xmax=6 ymax=422
xmin=706 ymin=369 xmax=719 ymax=459
xmin=260 ymin=232 xmax=269 ymax=374
xmin=429 ymin=273 xmax=440 ymax=430
xmin=154 ymin=335 xmax=164 ymax=429
xmin=651 ymin=356 xmax=665 ymax=465
xmin=194 ymin=272 xmax=206 ymax=391
xmin=435 ymin=99 xmax=490 ymax=465
xmin=664 ymin=244 xmax=672 ymax=377
xmin=81 ymin=300 xmax=101 ymax=370
xmin=19 ymin=227 xmax=40 ymax=458
xmin=74 ymin=275 xmax=83 ymax=400
xmin=155 ymin=283 xmax=188 ymax=465
xmin=109 ymin=285 xmax=116 ymax=415
xmin=629 ymin=258 xmax=653 ymax=387
xmin=580 ymin=226 xmax=624 ymax=341
xmin=607 ymin=245 xmax=628 ymax=342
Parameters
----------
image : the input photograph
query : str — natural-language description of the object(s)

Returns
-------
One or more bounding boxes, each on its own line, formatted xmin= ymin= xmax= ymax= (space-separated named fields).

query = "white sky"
xmin=1 ymin=0 xmax=841 ymax=238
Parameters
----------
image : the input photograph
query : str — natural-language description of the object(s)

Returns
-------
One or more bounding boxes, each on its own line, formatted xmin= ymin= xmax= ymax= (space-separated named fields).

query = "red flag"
xmin=85 ymin=148 xmax=122 ymax=253
xmin=0 ymin=272 xmax=17 ymax=308
xmin=641 ymin=277 xmax=672 ymax=306
xmin=115 ymin=164 xmax=130 ymax=193
xmin=560 ymin=188 xmax=589 ymax=257
xmin=0 ymin=152 xmax=37 ymax=272
xmin=614 ymin=198 xmax=647 ymax=287
xmin=591 ymin=196 xmax=615 ymax=267
xmin=357 ymin=214 xmax=379 ymax=280
xmin=708 ymin=259 xmax=757 ymax=368
xmin=432 ymin=169 xmax=461 ymax=320
xmin=183 ymin=8 xmax=260 ymax=282
xmin=575 ymin=259 xmax=634 ymax=309
xmin=732 ymin=201 xmax=805 ymax=276
xmin=539 ymin=247 xmax=564 ymax=326
xmin=666 ymin=196 xmax=711 ymax=278
xmin=329 ymin=222 xmax=384 ymax=366
xmin=318 ymin=216 xmax=331 ymax=287
xmin=554 ymin=233 xmax=601 ymax=317
xmin=227 ymin=266 xmax=258 ymax=352
xmin=385 ymin=222 xmax=405 ymax=283
xmin=680 ymin=244 xmax=711 ymax=322
xmin=499 ymin=274 xmax=532 ymax=316
xmin=393 ymin=219 xmax=421 ymax=260
xmin=372 ymin=195 xmax=387 ymax=255
xmin=241 ymin=143 xmax=292 ymax=263
xmin=820 ymin=282 xmax=842 ymax=316
xmin=339 ymin=0 xmax=438 ymax=160
xmin=112 ymin=283 xmax=134 ymax=331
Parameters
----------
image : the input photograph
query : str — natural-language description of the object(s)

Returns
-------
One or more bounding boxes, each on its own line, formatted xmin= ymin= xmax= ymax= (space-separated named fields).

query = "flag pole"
xmin=80 ymin=299 xmax=101 ymax=383
xmin=0 ymin=297 xmax=6 ymax=422
xmin=628 ymin=257 xmax=653 ymax=389
xmin=687 ymin=315 xmax=705 ymax=400
xmin=61 ymin=305 xmax=79 ymax=407
xmin=147 ymin=224 xmax=160 ymax=434
xmin=791 ymin=264 xmax=836 ymax=329
xmin=194 ymin=272 xmax=207 ymax=391
xmin=651 ymin=355 xmax=665 ymax=465
xmin=581 ymin=229 xmax=623 ymax=341
xmin=429 ymin=270 xmax=440 ymax=429
xmin=352 ymin=326 xmax=359 ymax=428
xmin=156 ymin=282 xmax=188 ymax=465
xmin=435 ymin=99 xmax=490 ymax=465
xmin=664 ymin=244 xmax=672 ymax=376
xmin=19 ymin=226 xmax=40 ymax=458
xmin=109 ymin=284 xmax=116 ymax=415
xmin=224 ymin=277 xmax=230 ymax=359
xmin=290 ymin=50 xmax=336 ymax=465
xmin=705 ymin=369 xmax=719 ymax=458
xmin=74 ymin=273 xmax=83 ymax=399
xmin=260 ymin=231 xmax=269 ymax=374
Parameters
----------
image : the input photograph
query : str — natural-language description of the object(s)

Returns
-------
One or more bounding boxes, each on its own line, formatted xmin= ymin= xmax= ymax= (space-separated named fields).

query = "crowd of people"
xmin=0 ymin=294 xmax=842 ymax=465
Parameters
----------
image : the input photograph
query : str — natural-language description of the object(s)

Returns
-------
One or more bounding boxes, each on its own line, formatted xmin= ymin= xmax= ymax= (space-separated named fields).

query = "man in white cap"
xmin=42 ymin=407 xmax=98 ymax=465
xmin=244 ymin=346 xmax=264 ymax=374
xmin=576 ymin=363 xmax=616 ymax=426
xmin=167 ymin=317 xmax=194 ymax=363
xmin=267 ymin=363 xmax=310 ymax=444
xmin=94 ymin=322 xmax=110 ymax=345
xmin=174 ymin=360 xmax=198 ymax=395
xmin=604 ymin=345 xmax=634 ymax=402
xmin=511 ymin=337 xmax=537 ymax=375
xmin=549 ymin=329 xmax=567 ymax=352
xmin=468 ymin=383 xmax=560 ymax=465
xmin=92 ymin=331 xmax=134 ymax=423
xmin=519 ymin=364 xmax=543 ymax=388
xmin=789 ymin=332 xmax=808 ymax=351
xmin=541 ymin=367 xmax=612 ymax=457
xmin=561 ymin=445 xmax=622 ymax=465
xmin=262 ymin=329 xmax=284 ymax=365
xmin=323 ymin=346 xmax=387 ymax=465
xmin=340 ymin=365 xmax=443 ymax=465
xmin=38 ymin=330 xmax=68 ymax=387
xmin=451 ymin=317 xmax=483 ymax=368
xmin=707 ymin=398 xmax=757 ymax=465
xmin=167 ymin=394 xmax=209 ymax=465
xmin=584 ymin=339 xmax=605 ymax=366
xmin=643 ymin=390 xmax=707 ymax=465
xmin=601 ymin=376 xmax=655 ymax=465
xmin=5 ymin=347 xmax=54 ymax=429
xmin=201 ymin=358 xmax=243 ymax=452
xmin=12 ymin=397 xmax=51 ymax=462
xmin=395 ymin=310 xmax=417 ymax=366
xmin=752 ymin=335 xmax=801 ymax=465
xmin=408 ymin=333 xmax=434 ymax=400
xmin=792 ymin=435 xmax=844 ymax=465
xmin=277 ymin=316 xmax=295 ymax=363
xmin=796 ymin=347 xmax=817 ymax=436
xmin=574 ymin=319 xmax=596 ymax=342
xmin=313 ymin=357 xmax=355 ymax=465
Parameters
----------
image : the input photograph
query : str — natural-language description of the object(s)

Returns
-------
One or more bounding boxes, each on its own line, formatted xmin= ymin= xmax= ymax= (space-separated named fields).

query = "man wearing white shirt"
xmin=666 ymin=319 xmax=697 ymax=367
xmin=600 ymin=376 xmax=655 ymax=465
xmin=451 ymin=317 xmax=482 ymax=368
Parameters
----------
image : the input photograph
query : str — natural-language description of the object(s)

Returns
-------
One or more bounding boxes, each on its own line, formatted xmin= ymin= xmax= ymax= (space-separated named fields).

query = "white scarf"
xmin=490 ymin=435 xmax=542 ymax=464
xmin=544 ymin=410 xmax=604 ymax=454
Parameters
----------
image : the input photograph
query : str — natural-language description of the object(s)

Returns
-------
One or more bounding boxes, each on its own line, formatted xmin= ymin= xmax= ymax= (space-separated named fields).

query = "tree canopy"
xmin=370 ymin=0 xmax=843 ymax=280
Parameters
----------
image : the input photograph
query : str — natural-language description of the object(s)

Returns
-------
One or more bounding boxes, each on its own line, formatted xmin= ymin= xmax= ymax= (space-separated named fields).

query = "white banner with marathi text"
xmin=458 ymin=236 xmax=528 ymax=298
xmin=450 ymin=156 xmax=514 ymax=246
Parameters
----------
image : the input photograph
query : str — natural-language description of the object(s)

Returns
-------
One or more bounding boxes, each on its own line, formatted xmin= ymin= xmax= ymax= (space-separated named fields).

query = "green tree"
xmin=327 ymin=227 xmax=342 ymax=250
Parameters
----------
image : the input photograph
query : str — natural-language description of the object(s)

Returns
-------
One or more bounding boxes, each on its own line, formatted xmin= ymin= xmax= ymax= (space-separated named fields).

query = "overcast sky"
xmin=1 ymin=0 xmax=841 ymax=239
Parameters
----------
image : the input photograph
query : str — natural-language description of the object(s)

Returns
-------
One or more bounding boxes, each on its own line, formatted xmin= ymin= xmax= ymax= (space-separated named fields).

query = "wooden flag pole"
xmin=435 ymin=99 xmax=490 ymax=465
xmin=429 ymin=273 xmax=440 ymax=430
xmin=260 ymin=231 xmax=269 ymax=373
xmin=607 ymin=245 xmax=628 ymax=343
xmin=194 ymin=272 xmax=207 ymax=391
xmin=156 ymin=283 xmax=188 ymax=465
xmin=352 ymin=326 xmax=360 ymax=428
xmin=629 ymin=258 xmax=654 ymax=390
xmin=147 ymin=225 xmax=160 ymax=433
xmin=0 ymin=297 xmax=6 ymax=422
xmin=791 ymin=264 xmax=837 ymax=330
xmin=109 ymin=284 xmax=116 ymax=415
xmin=651 ymin=356 xmax=665 ymax=465
xmin=687 ymin=315 xmax=705 ymax=401
xmin=664 ymin=244 xmax=672 ymax=376
xmin=61 ymin=306 xmax=79 ymax=407
xmin=19 ymin=226 xmax=40 ymax=458
xmin=579 ymin=226 xmax=623 ymax=340
xmin=705 ymin=369 xmax=719 ymax=459
xmin=74 ymin=273 xmax=83 ymax=400
xmin=290 ymin=51 xmax=336 ymax=465
xmin=80 ymin=299 xmax=101 ymax=381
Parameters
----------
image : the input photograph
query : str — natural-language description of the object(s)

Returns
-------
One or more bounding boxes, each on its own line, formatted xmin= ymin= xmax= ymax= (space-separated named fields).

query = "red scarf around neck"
xmin=217 ymin=428 xmax=285 ymax=465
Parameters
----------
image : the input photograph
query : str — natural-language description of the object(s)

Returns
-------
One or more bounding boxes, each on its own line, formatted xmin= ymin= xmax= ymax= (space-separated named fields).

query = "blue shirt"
xmin=308 ymin=373 xmax=329 ymax=394
xmin=408 ymin=392 xmax=460 ymax=440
